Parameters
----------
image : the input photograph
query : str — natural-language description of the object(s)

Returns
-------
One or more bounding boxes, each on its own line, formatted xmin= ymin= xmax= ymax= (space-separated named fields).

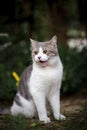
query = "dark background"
xmin=0 ymin=0 xmax=87 ymax=101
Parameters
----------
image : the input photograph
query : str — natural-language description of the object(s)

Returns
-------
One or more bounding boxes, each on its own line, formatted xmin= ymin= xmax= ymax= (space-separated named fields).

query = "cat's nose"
xmin=38 ymin=56 xmax=41 ymax=60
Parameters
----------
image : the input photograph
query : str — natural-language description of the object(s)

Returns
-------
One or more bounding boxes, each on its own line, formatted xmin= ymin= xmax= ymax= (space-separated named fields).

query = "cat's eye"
xmin=34 ymin=51 xmax=38 ymax=55
xmin=43 ymin=50 xmax=47 ymax=54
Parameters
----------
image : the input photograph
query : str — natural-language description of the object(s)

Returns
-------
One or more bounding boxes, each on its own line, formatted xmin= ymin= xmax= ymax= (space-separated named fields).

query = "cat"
xmin=0 ymin=35 xmax=65 ymax=124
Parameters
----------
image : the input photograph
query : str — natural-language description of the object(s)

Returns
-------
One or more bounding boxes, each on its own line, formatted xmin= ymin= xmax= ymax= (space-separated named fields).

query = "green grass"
xmin=0 ymin=105 xmax=87 ymax=130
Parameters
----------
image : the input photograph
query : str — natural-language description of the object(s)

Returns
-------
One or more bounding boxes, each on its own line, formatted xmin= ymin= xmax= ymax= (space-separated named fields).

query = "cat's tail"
xmin=0 ymin=107 xmax=11 ymax=115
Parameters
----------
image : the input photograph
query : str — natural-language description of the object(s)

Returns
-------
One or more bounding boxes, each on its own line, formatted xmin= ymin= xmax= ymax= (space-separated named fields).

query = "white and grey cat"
xmin=0 ymin=36 xmax=65 ymax=123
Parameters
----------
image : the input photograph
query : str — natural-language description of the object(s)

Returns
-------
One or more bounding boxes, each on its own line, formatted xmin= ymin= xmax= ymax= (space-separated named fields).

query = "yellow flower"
xmin=12 ymin=72 xmax=20 ymax=87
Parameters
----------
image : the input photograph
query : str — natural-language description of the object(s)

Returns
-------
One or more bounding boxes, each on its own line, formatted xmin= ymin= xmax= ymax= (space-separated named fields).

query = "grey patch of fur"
xmin=14 ymin=94 xmax=22 ymax=107
xmin=17 ymin=65 xmax=32 ymax=101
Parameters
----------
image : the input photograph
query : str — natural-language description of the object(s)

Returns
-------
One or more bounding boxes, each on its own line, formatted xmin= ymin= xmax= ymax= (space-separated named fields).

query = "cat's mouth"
xmin=39 ymin=60 xmax=48 ymax=64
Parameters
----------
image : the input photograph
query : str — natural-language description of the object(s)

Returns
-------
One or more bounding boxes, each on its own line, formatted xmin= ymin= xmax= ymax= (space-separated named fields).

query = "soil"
xmin=61 ymin=93 xmax=87 ymax=114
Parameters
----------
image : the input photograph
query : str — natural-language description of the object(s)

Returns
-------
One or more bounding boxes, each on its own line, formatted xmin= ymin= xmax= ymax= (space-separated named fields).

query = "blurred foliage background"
xmin=0 ymin=0 xmax=87 ymax=101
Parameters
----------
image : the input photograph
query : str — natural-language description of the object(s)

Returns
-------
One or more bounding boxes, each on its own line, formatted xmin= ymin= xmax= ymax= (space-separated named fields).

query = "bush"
xmin=0 ymin=40 xmax=31 ymax=100
xmin=59 ymin=45 xmax=87 ymax=94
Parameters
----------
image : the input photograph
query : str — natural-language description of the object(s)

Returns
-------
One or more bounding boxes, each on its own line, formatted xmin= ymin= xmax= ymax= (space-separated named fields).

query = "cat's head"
xmin=30 ymin=36 xmax=58 ymax=67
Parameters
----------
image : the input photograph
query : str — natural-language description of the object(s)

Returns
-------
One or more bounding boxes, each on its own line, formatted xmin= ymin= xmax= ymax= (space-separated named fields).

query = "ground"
xmin=0 ymin=92 xmax=87 ymax=130
xmin=61 ymin=92 xmax=87 ymax=114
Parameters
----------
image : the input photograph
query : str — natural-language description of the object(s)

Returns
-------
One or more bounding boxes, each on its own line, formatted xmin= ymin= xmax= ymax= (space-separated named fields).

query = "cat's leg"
xmin=32 ymin=93 xmax=51 ymax=124
xmin=48 ymin=89 xmax=66 ymax=120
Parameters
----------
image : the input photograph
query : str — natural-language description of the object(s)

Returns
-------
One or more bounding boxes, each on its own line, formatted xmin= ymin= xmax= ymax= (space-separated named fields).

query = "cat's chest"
xmin=28 ymin=65 xmax=63 ymax=96
xmin=38 ymin=68 xmax=58 ymax=81
xmin=30 ymin=66 xmax=62 ymax=86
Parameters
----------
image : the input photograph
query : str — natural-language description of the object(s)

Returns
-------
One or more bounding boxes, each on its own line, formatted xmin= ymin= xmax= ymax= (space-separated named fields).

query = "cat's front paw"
xmin=54 ymin=114 xmax=66 ymax=121
xmin=40 ymin=117 xmax=51 ymax=124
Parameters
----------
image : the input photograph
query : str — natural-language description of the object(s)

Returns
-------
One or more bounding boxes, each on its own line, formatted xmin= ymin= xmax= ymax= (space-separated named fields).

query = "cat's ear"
xmin=50 ymin=35 xmax=57 ymax=47
xmin=30 ymin=38 xmax=38 ymax=48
